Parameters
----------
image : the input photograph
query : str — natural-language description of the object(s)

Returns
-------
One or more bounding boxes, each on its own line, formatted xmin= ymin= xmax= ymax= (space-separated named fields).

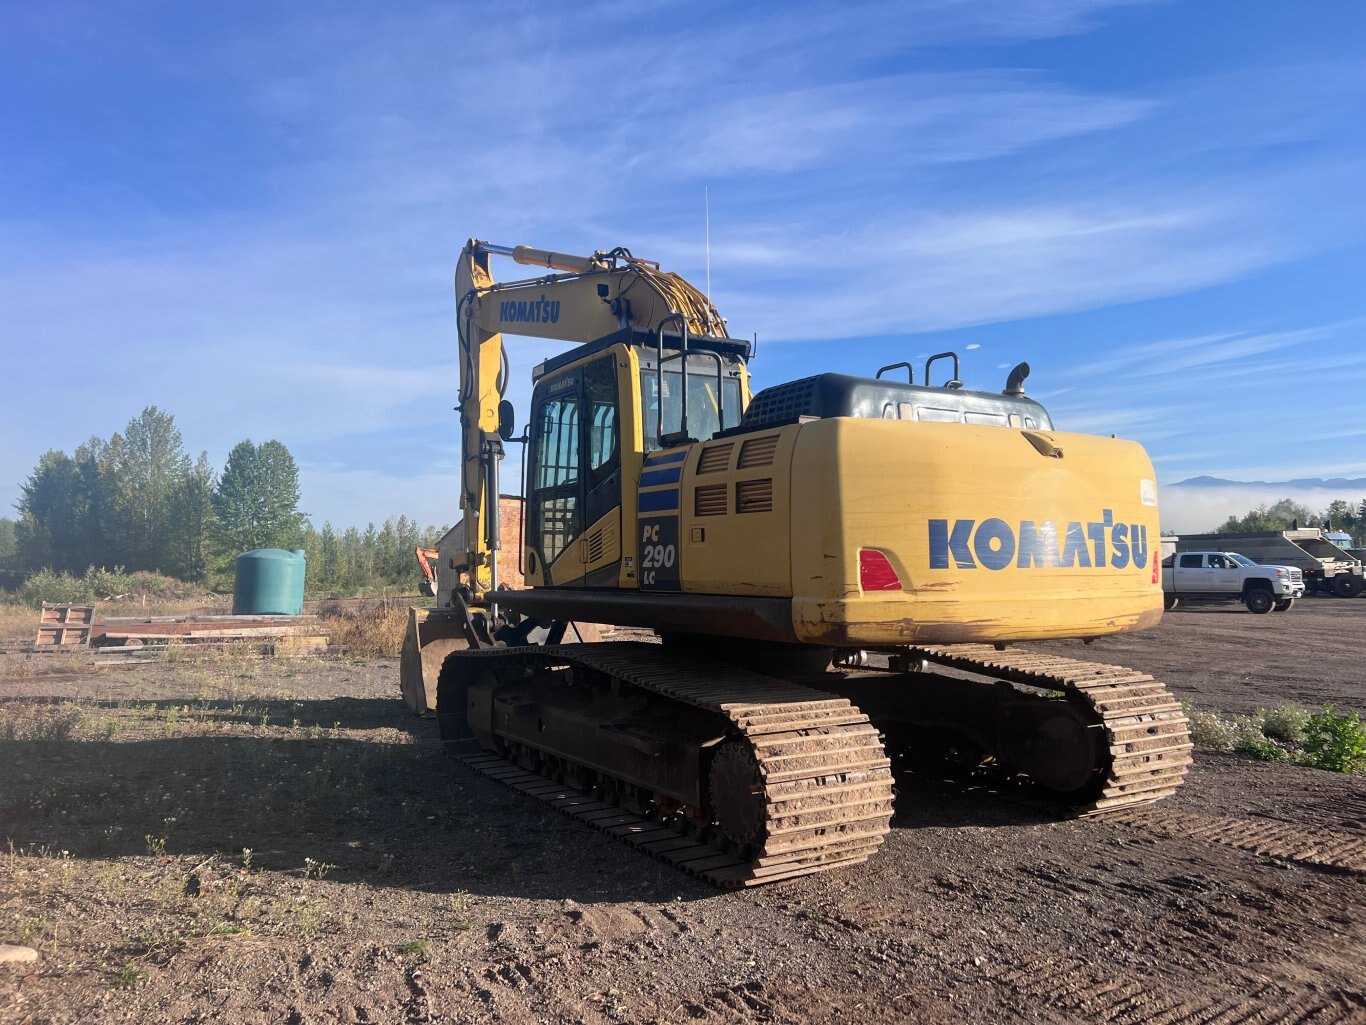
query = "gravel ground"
xmin=2 ymin=599 xmax=1364 ymax=1024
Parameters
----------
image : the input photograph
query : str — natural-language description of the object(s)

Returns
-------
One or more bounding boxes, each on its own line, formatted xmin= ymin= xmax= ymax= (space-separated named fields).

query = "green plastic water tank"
xmin=233 ymin=548 xmax=306 ymax=616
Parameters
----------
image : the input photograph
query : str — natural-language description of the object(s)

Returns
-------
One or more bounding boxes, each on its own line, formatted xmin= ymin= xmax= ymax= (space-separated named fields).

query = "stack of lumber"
xmin=92 ymin=614 xmax=328 ymax=653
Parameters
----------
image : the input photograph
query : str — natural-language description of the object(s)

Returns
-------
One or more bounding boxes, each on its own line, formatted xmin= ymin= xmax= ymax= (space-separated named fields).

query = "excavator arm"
xmin=452 ymin=239 xmax=725 ymax=604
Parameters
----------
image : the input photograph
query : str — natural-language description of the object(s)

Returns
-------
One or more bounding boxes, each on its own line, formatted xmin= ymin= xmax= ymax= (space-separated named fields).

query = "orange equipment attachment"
xmin=415 ymin=547 xmax=440 ymax=597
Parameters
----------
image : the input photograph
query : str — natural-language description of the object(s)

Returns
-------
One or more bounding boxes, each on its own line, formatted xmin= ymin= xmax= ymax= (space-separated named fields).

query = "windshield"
xmin=640 ymin=358 xmax=743 ymax=451
xmin=1226 ymin=553 xmax=1257 ymax=567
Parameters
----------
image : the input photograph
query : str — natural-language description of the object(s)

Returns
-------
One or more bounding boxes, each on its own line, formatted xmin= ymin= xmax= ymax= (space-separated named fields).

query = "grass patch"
xmin=1184 ymin=701 xmax=1366 ymax=773
xmin=320 ymin=606 xmax=408 ymax=658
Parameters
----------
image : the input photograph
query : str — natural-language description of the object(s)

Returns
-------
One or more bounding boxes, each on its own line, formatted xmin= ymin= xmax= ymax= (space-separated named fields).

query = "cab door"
xmin=577 ymin=355 xmax=623 ymax=585
xmin=1206 ymin=554 xmax=1240 ymax=593
xmin=527 ymin=369 xmax=584 ymax=586
xmin=526 ymin=356 xmax=622 ymax=587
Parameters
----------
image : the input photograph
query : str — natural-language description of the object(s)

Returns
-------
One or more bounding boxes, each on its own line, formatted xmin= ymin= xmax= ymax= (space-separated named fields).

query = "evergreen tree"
xmin=168 ymin=452 xmax=217 ymax=581
xmin=15 ymin=451 xmax=87 ymax=572
xmin=0 ymin=517 xmax=17 ymax=570
xmin=112 ymin=407 xmax=191 ymax=571
xmin=211 ymin=439 xmax=306 ymax=556
xmin=318 ymin=522 xmax=340 ymax=591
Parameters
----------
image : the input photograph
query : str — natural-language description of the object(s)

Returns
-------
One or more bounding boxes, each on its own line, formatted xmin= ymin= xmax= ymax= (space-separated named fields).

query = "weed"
xmin=1257 ymin=704 xmax=1312 ymax=744
xmin=401 ymin=939 xmax=430 ymax=959
xmin=145 ymin=834 xmax=167 ymax=856
xmin=241 ymin=847 xmax=253 ymax=871
xmin=302 ymin=857 xmax=337 ymax=880
xmin=108 ymin=960 xmax=146 ymax=990
xmin=19 ymin=916 xmax=49 ymax=945
xmin=322 ymin=607 xmax=408 ymax=658
xmin=282 ymin=898 xmax=322 ymax=937
xmin=1 ymin=705 xmax=83 ymax=742
xmin=1183 ymin=705 xmax=1237 ymax=752
xmin=1302 ymin=706 xmax=1366 ymax=775
xmin=1233 ymin=725 xmax=1288 ymax=762
xmin=137 ymin=927 xmax=187 ymax=958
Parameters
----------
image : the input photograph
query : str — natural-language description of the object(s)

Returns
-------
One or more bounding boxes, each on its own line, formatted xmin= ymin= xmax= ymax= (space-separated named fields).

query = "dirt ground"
xmin=2 ymin=599 xmax=1364 ymax=1024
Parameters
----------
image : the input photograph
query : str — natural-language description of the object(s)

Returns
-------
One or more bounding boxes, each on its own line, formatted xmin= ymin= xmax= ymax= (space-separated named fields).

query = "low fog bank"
xmin=1159 ymin=485 xmax=1364 ymax=536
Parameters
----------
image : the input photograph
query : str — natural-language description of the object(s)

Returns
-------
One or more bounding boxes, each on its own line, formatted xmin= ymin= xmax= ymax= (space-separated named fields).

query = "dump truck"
xmin=404 ymin=238 xmax=1192 ymax=888
xmin=1170 ymin=529 xmax=1365 ymax=597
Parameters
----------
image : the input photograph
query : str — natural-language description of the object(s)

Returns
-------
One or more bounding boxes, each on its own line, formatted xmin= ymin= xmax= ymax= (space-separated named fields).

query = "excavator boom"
xmin=452 ymin=239 xmax=726 ymax=603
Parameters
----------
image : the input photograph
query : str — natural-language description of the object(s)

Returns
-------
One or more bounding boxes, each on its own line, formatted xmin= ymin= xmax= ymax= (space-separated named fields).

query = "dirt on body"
xmin=1 ymin=598 xmax=1364 ymax=1024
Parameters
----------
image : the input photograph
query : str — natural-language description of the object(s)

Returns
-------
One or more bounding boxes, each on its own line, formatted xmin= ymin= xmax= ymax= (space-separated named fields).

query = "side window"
xmin=532 ymin=393 xmax=580 ymax=565
xmin=1208 ymin=555 xmax=1226 ymax=569
xmin=536 ymin=397 xmax=579 ymax=489
xmin=583 ymin=358 xmax=618 ymax=480
xmin=1178 ymin=554 xmax=1202 ymax=568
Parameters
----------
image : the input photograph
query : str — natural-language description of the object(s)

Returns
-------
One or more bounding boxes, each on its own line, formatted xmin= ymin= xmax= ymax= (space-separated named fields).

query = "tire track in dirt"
xmin=1113 ymin=808 xmax=1366 ymax=873
xmin=997 ymin=957 xmax=1366 ymax=1024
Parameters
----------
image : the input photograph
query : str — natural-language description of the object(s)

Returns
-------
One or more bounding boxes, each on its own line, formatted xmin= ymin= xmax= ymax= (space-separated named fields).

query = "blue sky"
xmin=3 ymin=1 xmax=1365 ymax=533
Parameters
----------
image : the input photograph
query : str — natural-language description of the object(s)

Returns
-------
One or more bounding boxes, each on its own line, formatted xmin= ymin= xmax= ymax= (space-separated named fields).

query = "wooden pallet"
xmin=35 ymin=604 xmax=95 ymax=647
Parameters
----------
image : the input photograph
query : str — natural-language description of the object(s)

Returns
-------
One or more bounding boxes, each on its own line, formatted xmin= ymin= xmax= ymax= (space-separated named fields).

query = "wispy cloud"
xmin=3 ymin=0 xmax=1364 ymax=525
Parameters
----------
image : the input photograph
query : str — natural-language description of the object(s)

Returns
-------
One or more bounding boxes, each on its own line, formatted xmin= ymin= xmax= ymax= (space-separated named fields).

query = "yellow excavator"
xmin=405 ymin=238 xmax=1191 ymax=888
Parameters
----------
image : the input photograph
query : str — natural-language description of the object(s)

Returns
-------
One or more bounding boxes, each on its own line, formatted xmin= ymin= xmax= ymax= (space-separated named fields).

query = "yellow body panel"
xmin=785 ymin=419 xmax=1162 ymax=644
xmin=679 ymin=428 xmax=795 ymax=596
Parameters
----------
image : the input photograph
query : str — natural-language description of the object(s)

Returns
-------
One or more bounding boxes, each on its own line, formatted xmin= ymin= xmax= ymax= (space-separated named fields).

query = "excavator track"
xmin=906 ymin=644 xmax=1193 ymax=814
xmin=439 ymin=643 xmax=896 ymax=889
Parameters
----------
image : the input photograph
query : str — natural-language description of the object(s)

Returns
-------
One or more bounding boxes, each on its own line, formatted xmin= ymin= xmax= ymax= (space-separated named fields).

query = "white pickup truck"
xmin=1161 ymin=551 xmax=1304 ymax=614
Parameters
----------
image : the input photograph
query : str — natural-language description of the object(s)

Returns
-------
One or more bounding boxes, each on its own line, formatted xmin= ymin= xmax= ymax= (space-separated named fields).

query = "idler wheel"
xmin=1000 ymin=702 xmax=1102 ymax=794
xmin=708 ymin=740 xmax=766 ymax=849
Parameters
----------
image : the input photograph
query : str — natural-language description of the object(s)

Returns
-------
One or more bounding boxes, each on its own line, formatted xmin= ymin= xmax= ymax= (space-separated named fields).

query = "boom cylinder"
xmin=495 ymin=244 xmax=606 ymax=275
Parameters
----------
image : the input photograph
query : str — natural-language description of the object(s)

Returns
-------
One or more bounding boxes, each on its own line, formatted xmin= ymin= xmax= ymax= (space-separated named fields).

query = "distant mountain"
xmin=1170 ymin=476 xmax=1366 ymax=491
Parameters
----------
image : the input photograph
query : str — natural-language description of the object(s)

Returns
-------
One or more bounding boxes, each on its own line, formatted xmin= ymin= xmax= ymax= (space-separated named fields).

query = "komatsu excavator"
xmin=406 ymin=238 xmax=1191 ymax=888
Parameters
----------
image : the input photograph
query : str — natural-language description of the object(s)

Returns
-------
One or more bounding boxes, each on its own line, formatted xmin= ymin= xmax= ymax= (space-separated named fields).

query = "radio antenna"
xmin=705 ymin=186 xmax=711 ymax=300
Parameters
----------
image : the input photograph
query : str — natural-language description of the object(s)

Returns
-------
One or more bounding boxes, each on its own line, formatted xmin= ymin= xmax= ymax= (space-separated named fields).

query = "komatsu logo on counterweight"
xmin=929 ymin=511 xmax=1149 ymax=571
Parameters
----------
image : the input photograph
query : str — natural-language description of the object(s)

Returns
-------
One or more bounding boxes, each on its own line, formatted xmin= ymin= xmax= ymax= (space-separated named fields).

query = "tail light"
xmin=859 ymin=549 xmax=902 ymax=592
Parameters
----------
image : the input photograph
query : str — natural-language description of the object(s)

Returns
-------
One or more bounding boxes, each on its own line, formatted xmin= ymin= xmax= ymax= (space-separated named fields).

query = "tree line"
xmin=3 ymin=407 xmax=448 ymax=594
xmin=1215 ymin=498 xmax=1365 ymax=539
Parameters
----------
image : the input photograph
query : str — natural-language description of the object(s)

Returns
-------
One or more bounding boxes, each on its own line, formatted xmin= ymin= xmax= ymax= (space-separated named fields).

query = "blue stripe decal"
xmin=638 ymin=489 xmax=680 ymax=512
xmin=640 ymin=466 xmax=683 ymax=487
xmin=645 ymin=450 xmax=688 ymax=466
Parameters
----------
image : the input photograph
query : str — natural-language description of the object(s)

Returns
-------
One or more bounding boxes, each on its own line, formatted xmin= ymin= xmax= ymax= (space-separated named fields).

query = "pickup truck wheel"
xmin=1163 ymin=594 xmax=1179 ymax=610
xmin=1244 ymin=589 xmax=1275 ymax=614
xmin=1273 ymin=598 xmax=1295 ymax=612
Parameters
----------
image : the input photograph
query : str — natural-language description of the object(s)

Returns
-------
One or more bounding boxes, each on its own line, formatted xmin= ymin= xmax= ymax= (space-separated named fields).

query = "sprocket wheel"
xmin=708 ymin=740 xmax=766 ymax=849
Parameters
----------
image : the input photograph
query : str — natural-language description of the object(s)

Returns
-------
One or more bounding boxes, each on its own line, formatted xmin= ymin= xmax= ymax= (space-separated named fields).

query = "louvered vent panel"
xmin=587 ymin=529 xmax=605 ymax=563
xmin=697 ymin=442 xmax=734 ymax=474
xmin=736 ymin=479 xmax=774 ymax=514
xmin=694 ymin=484 xmax=728 ymax=516
xmin=738 ymin=434 xmax=779 ymax=468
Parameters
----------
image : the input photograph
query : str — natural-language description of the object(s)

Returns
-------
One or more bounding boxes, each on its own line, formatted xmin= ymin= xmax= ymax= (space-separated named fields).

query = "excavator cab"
xmin=520 ymin=328 xmax=750 ymax=589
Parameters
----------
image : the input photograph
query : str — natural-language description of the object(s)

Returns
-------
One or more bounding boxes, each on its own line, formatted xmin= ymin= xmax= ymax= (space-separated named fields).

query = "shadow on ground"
xmin=2 ymin=694 xmax=1062 ymax=902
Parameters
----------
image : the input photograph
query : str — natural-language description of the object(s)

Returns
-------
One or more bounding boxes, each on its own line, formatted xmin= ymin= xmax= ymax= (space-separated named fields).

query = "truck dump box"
xmin=1169 ymin=529 xmax=1364 ymax=597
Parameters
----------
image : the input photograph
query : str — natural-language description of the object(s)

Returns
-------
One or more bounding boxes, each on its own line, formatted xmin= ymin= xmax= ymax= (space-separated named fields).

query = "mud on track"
xmin=1 ymin=598 xmax=1363 ymax=1024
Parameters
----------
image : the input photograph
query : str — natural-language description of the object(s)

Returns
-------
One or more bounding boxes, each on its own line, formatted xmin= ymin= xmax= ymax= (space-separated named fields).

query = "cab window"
xmin=531 ymin=392 xmax=579 ymax=565
xmin=640 ymin=356 xmax=742 ymax=452
xmin=583 ymin=357 xmax=618 ymax=480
